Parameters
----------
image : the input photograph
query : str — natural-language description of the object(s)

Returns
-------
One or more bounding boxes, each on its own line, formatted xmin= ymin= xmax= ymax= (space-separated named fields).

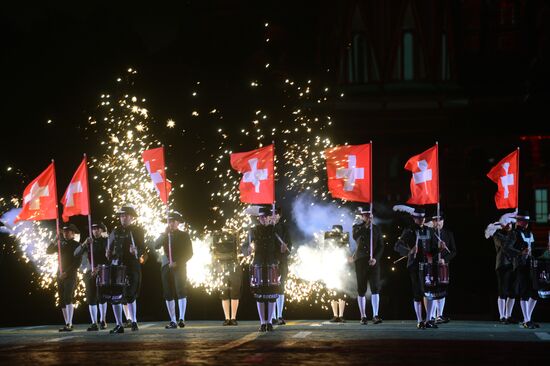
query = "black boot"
xmin=110 ymin=324 xmax=124 ymax=334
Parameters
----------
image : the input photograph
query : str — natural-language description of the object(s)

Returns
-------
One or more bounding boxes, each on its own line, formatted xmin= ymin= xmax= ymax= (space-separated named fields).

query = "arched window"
xmin=403 ymin=31 xmax=414 ymax=81
xmin=347 ymin=33 xmax=368 ymax=83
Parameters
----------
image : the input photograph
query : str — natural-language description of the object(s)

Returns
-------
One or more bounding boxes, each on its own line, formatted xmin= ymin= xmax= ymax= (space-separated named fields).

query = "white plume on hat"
xmin=392 ymin=205 xmax=415 ymax=214
xmin=484 ymin=213 xmax=516 ymax=239
xmin=245 ymin=205 xmax=262 ymax=216
xmin=499 ymin=212 xmax=517 ymax=226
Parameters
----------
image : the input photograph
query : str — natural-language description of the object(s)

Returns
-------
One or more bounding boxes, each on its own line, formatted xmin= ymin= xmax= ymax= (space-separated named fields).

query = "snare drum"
xmin=419 ymin=262 xmax=448 ymax=300
xmin=250 ymin=264 xmax=280 ymax=288
xmin=96 ymin=264 xmax=127 ymax=287
xmin=438 ymin=262 xmax=450 ymax=285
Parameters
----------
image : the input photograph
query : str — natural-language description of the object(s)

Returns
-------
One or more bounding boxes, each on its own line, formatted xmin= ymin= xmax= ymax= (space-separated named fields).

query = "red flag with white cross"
xmin=15 ymin=162 xmax=58 ymax=223
xmin=61 ymin=157 xmax=90 ymax=222
xmin=325 ymin=143 xmax=371 ymax=202
xmin=142 ymin=147 xmax=172 ymax=204
xmin=230 ymin=145 xmax=274 ymax=204
xmin=486 ymin=149 xmax=519 ymax=209
xmin=405 ymin=145 xmax=439 ymax=205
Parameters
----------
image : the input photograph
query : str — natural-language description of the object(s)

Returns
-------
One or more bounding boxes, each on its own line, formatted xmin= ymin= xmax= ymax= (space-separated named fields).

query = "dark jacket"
xmin=246 ymin=224 xmax=279 ymax=266
xmin=154 ymin=230 xmax=193 ymax=267
xmin=512 ymin=227 xmax=535 ymax=270
xmin=274 ymin=221 xmax=292 ymax=265
xmin=493 ymin=229 xmax=519 ymax=270
xmin=394 ymin=225 xmax=438 ymax=269
xmin=74 ymin=236 xmax=108 ymax=270
xmin=438 ymin=228 xmax=457 ymax=262
xmin=352 ymin=222 xmax=384 ymax=262
xmin=47 ymin=238 xmax=81 ymax=275
xmin=107 ymin=225 xmax=146 ymax=269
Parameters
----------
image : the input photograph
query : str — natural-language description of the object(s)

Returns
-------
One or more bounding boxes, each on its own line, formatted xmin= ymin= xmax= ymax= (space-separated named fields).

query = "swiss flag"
xmin=325 ymin=144 xmax=371 ymax=202
xmin=486 ymin=149 xmax=519 ymax=209
xmin=230 ymin=144 xmax=274 ymax=204
xmin=61 ymin=156 xmax=90 ymax=222
xmin=405 ymin=145 xmax=439 ymax=205
xmin=142 ymin=147 xmax=171 ymax=204
xmin=15 ymin=162 xmax=58 ymax=223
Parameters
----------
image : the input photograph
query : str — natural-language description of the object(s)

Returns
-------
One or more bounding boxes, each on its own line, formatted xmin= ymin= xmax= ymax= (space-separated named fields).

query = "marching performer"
xmin=212 ymin=230 xmax=243 ymax=326
xmin=394 ymin=206 xmax=439 ymax=329
xmin=485 ymin=212 xmax=518 ymax=324
xmin=154 ymin=211 xmax=194 ymax=329
xmin=47 ymin=223 xmax=82 ymax=332
xmin=325 ymin=225 xmax=351 ymax=323
xmin=74 ymin=222 xmax=109 ymax=331
xmin=513 ymin=210 xmax=539 ymax=329
xmin=352 ymin=207 xmax=384 ymax=325
xmin=272 ymin=206 xmax=292 ymax=325
xmin=106 ymin=205 xmax=146 ymax=333
xmin=244 ymin=206 xmax=281 ymax=332
xmin=428 ymin=212 xmax=456 ymax=324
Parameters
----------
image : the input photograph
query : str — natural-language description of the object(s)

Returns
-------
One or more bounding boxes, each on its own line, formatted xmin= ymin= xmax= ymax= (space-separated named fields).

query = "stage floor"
xmin=0 ymin=320 xmax=548 ymax=365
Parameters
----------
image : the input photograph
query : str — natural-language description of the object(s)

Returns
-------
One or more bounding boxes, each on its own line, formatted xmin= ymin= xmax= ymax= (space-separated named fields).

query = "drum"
xmin=266 ymin=264 xmax=281 ymax=287
xmin=531 ymin=258 xmax=550 ymax=299
xmin=96 ymin=264 xmax=127 ymax=287
xmin=419 ymin=262 xmax=448 ymax=300
xmin=438 ymin=262 xmax=450 ymax=285
xmin=250 ymin=264 xmax=280 ymax=288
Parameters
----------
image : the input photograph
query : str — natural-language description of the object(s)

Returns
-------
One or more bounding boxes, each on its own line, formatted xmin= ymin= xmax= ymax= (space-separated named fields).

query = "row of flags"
xmin=13 ymin=147 xmax=172 ymax=271
xmin=230 ymin=144 xmax=520 ymax=210
xmin=14 ymin=147 xmax=171 ymax=224
xmin=13 ymin=144 xmax=520 ymax=226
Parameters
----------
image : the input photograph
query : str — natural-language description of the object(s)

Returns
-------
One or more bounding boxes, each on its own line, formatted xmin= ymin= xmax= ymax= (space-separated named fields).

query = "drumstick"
xmin=130 ymin=231 xmax=138 ymax=259
xmin=393 ymin=255 xmax=407 ymax=264
xmin=433 ymin=233 xmax=451 ymax=253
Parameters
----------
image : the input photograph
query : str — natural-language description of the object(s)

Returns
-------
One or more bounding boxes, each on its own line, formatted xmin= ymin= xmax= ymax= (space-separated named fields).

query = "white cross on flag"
xmin=61 ymin=157 xmax=90 ymax=222
xmin=15 ymin=162 xmax=58 ymax=223
xmin=487 ymin=149 xmax=519 ymax=209
xmin=142 ymin=147 xmax=171 ymax=204
xmin=230 ymin=145 xmax=274 ymax=204
xmin=325 ymin=144 xmax=371 ymax=202
xmin=405 ymin=145 xmax=439 ymax=205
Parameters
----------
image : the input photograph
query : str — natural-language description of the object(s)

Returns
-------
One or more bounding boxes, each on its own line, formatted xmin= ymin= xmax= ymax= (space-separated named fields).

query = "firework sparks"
xmin=0 ymin=206 xmax=86 ymax=306
xmin=84 ymin=70 xmax=169 ymax=240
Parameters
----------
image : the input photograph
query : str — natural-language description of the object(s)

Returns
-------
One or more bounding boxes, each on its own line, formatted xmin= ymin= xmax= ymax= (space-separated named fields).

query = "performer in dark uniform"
xmin=271 ymin=206 xmax=292 ymax=325
xmin=352 ymin=207 xmax=384 ymax=325
xmin=106 ymin=205 xmax=146 ymax=333
xmin=46 ymin=223 xmax=82 ymax=332
xmin=429 ymin=213 xmax=456 ymax=324
xmin=154 ymin=211 xmax=194 ymax=329
xmin=394 ymin=206 xmax=439 ymax=329
xmin=74 ymin=222 xmax=109 ymax=331
xmin=485 ymin=212 xmax=518 ymax=324
xmin=324 ymin=224 xmax=351 ymax=323
xmin=244 ymin=206 xmax=281 ymax=332
xmin=513 ymin=210 xmax=539 ymax=329
xmin=212 ymin=231 xmax=243 ymax=326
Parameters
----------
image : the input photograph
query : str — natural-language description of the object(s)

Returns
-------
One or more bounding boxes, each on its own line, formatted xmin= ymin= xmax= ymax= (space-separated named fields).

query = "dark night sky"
xmin=1 ymin=2 xmax=550 ymax=325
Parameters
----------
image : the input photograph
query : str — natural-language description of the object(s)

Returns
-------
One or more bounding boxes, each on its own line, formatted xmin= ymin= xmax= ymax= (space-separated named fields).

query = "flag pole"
xmin=163 ymin=145 xmax=173 ymax=265
xmin=272 ymin=141 xmax=276 ymax=221
xmin=369 ymin=141 xmax=373 ymax=261
xmin=83 ymin=154 xmax=94 ymax=269
xmin=51 ymin=159 xmax=63 ymax=275
xmin=436 ymin=142 xmax=441 ymax=262
xmin=515 ymin=147 xmax=520 ymax=215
